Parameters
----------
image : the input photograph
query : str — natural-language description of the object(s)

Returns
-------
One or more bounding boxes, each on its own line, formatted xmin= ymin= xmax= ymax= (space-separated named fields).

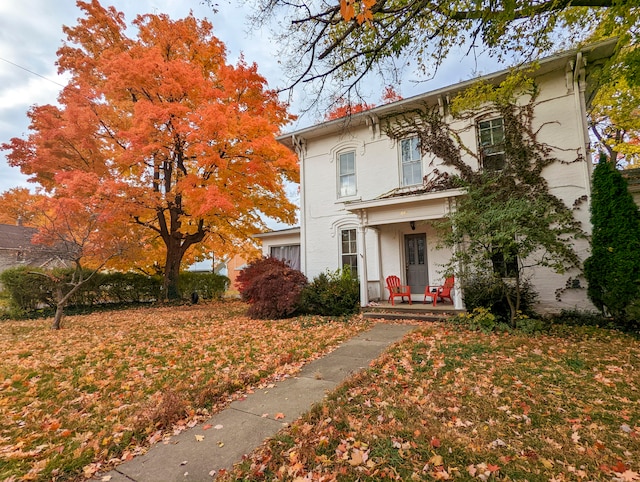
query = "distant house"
xmin=259 ymin=40 xmax=617 ymax=315
xmin=0 ymin=223 xmax=67 ymax=278
xmin=254 ymin=227 xmax=301 ymax=271
xmin=622 ymin=168 xmax=640 ymax=207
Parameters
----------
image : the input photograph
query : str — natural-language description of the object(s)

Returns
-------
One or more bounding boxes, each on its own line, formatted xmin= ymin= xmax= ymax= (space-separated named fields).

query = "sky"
xmin=0 ymin=0 xmax=506 ymax=196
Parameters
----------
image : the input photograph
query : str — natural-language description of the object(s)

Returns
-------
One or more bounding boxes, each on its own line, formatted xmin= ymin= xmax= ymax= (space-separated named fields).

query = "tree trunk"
xmin=504 ymin=273 xmax=522 ymax=328
xmin=163 ymin=237 xmax=184 ymax=300
xmin=51 ymin=303 xmax=65 ymax=330
xmin=51 ymin=285 xmax=65 ymax=330
xmin=163 ymin=252 xmax=181 ymax=300
xmin=159 ymin=215 xmax=207 ymax=300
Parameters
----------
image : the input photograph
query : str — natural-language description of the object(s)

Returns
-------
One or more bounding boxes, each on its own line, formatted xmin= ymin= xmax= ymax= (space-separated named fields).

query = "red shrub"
xmin=237 ymin=257 xmax=308 ymax=319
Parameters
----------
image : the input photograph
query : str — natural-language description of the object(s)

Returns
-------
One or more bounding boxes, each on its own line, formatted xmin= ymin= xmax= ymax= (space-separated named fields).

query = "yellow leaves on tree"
xmin=1 ymin=0 xmax=299 ymax=299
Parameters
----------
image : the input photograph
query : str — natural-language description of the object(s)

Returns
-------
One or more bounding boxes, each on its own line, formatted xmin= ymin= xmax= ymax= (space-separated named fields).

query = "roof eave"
xmin=277 ymin=38 xmax=618 ymax=150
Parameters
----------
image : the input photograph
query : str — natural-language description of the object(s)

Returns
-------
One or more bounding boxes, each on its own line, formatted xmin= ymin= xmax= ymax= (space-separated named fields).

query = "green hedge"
xmin=0 ymin=267 xmax=228 ymax=316
xmin=0 ymin=267 xmax=53 ymax=313
xmin=177 ymin=271 xmax=229 ymax=300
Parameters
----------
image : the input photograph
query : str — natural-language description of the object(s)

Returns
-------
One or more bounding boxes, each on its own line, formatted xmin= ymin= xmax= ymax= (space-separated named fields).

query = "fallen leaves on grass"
xmin=222 ymin=324 xmax=640 ymax=481
xmin=0 ymin=301 xmax=370 ymax=481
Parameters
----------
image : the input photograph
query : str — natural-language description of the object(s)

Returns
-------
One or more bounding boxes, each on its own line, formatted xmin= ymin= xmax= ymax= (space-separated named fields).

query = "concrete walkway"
xmin=98 ymin=323 xmax=415 ymax=481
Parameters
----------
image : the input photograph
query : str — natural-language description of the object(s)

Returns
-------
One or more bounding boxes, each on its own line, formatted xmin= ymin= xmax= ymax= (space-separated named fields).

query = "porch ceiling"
xmin=343 ymin=188 xmax=466 ymax=226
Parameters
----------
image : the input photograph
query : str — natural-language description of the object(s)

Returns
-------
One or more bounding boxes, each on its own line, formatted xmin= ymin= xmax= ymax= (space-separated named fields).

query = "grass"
xmin=222 ymin=323 xmax=640 ymax=481
xmin=0 ymin=301 xmax=371 ymax=481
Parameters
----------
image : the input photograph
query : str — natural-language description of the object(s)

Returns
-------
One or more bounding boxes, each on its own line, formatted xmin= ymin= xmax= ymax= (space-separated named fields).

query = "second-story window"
xmin=478 ymin=118 xmax=506 ymax=171
xmin=338 ymin=150 xmax=356 ymax=197
xmin=400 ymin=137 xmax=422 ymax=186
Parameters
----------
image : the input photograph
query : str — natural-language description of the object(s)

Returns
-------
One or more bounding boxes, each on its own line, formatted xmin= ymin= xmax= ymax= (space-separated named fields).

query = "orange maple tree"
xmin=381 ymin=85 xmax=403 ymax=103
xmin=2 ymin=0 xmax=298 ymax=299
xmin=324 ymin=86 xmax=403 ymax=120
xmin=32 ymin=172 xmax=142 ymax=329
xmin=0 ymin=187 xmax=44 ymax=226
xmin=325 ymin=98 xmax=375 ymax=120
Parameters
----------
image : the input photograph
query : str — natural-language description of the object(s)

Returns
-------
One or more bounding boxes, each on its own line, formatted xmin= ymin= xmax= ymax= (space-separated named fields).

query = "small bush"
xmin=236 ymin=257 xmax=308 ymax=319
xmin=451 ymin=307 xmax=547 ymax=334
xmin=514 ymin=313 xmax=547 ymax=334
xmin=462 ymin=274 xmax=538 ymax=323
xmin=300 ymin=267 xmax=360 ymax=316
xmin=451 ymin=307 xmax=505 ymax=333
xmin=548 ymin=309 xmax=612 ymax=327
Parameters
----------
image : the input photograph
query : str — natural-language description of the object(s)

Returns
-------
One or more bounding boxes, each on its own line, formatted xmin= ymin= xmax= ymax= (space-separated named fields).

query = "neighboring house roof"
xmin=277 ymin=38 xmax=617 ymax=149
xmin=253 ymin=227 xmax=301 ymax=239
xmin=0 ymin=224 xmax=38 ymax=250
xmin=0 ymin=223 xmax=70 ymax=270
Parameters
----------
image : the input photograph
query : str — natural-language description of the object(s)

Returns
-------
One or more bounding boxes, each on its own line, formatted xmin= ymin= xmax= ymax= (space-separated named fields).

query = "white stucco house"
xmin=259 ymin=39 xmax=616 ymax=314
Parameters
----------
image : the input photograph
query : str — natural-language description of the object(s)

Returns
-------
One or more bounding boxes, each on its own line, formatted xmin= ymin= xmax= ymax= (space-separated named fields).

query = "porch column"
xmin=448 ymin=196 xmax=464 ymax=310
xmin=357 ymin=211 xmax=369 ymax=307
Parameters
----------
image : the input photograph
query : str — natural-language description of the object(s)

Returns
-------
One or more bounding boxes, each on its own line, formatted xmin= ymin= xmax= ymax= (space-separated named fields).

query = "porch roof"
xmin=344 ymin=187 xmax=465 ymax=211
xmin=343 ymin=188 xmax=466 ymax=226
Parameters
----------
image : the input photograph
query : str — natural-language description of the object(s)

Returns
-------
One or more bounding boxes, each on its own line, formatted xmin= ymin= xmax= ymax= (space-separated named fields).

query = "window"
xmin=270 ymin=245 xmax=301 ymax=271
xmin=478 ymin=118 xmax=506 ymax=171
xmin=400 ymin=137 xmax=422 ymax=186
xmin=491 ymin=249 xmax=518 ymax=278
xmin=341 ymin=229 xmax=358 ymax=276
xmin=338 ymin=151 xmax=356 ymax=197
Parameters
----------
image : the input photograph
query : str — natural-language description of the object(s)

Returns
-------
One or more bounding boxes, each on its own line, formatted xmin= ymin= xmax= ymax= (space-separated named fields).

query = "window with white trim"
xmin=478 ymin=118 xmax=506 ymax=171
xmin=338 ymin=151 xmax=356 ymax=197
xmin=400 ymin=137 xmax=422 ymax=186
xmin=340 ymin=228 xmax=358 ymax=276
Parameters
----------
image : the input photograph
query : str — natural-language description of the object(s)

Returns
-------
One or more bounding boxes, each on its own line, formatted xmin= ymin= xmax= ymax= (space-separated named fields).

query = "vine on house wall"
xmin=380 ymin=76 xmax=589 ymax=311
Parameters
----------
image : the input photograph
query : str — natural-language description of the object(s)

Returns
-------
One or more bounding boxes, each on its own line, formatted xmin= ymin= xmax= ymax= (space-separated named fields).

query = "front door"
xmin=405 ymin=233 xmax=428 ymax=294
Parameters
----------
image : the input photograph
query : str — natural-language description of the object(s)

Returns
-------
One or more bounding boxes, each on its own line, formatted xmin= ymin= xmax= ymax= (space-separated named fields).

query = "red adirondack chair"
xmin=385 ymin=275 xmax=412 ymax=305
xmin=424 ymin=276 xmax=454 ymax=306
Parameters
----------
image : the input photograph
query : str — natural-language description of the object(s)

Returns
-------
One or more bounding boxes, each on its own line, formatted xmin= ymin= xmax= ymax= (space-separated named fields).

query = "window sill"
xmin=335 ymin=196 xmax=362 ymax=204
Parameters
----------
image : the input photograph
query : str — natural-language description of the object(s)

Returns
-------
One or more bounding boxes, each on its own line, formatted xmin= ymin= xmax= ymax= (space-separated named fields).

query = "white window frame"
xmin=477 ymin=117 xmax=506 ymax=171
xmin=337 ymin=150 xmax=357 ymax=198
xmin=400 ymin=137 xmax=423 ymax=186
xmin=340 ymin=228 xmax=358 ymax=277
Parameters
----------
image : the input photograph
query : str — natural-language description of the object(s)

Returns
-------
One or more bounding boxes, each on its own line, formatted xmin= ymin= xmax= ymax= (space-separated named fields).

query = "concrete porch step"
xmin=362 ymin=303 xmax=464 ymax=322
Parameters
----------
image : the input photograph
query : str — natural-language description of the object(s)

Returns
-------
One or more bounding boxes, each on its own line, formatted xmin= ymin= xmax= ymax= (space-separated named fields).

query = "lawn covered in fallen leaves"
xmin=0 ymin=301 xmax=370 ymax=481
xmin=224 ymin=323 xmax=640 ymax=481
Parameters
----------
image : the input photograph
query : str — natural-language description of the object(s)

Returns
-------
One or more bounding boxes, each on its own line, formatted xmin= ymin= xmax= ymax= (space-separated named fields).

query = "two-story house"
xmin=260 ymin=39 xmax=616 ymax=314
